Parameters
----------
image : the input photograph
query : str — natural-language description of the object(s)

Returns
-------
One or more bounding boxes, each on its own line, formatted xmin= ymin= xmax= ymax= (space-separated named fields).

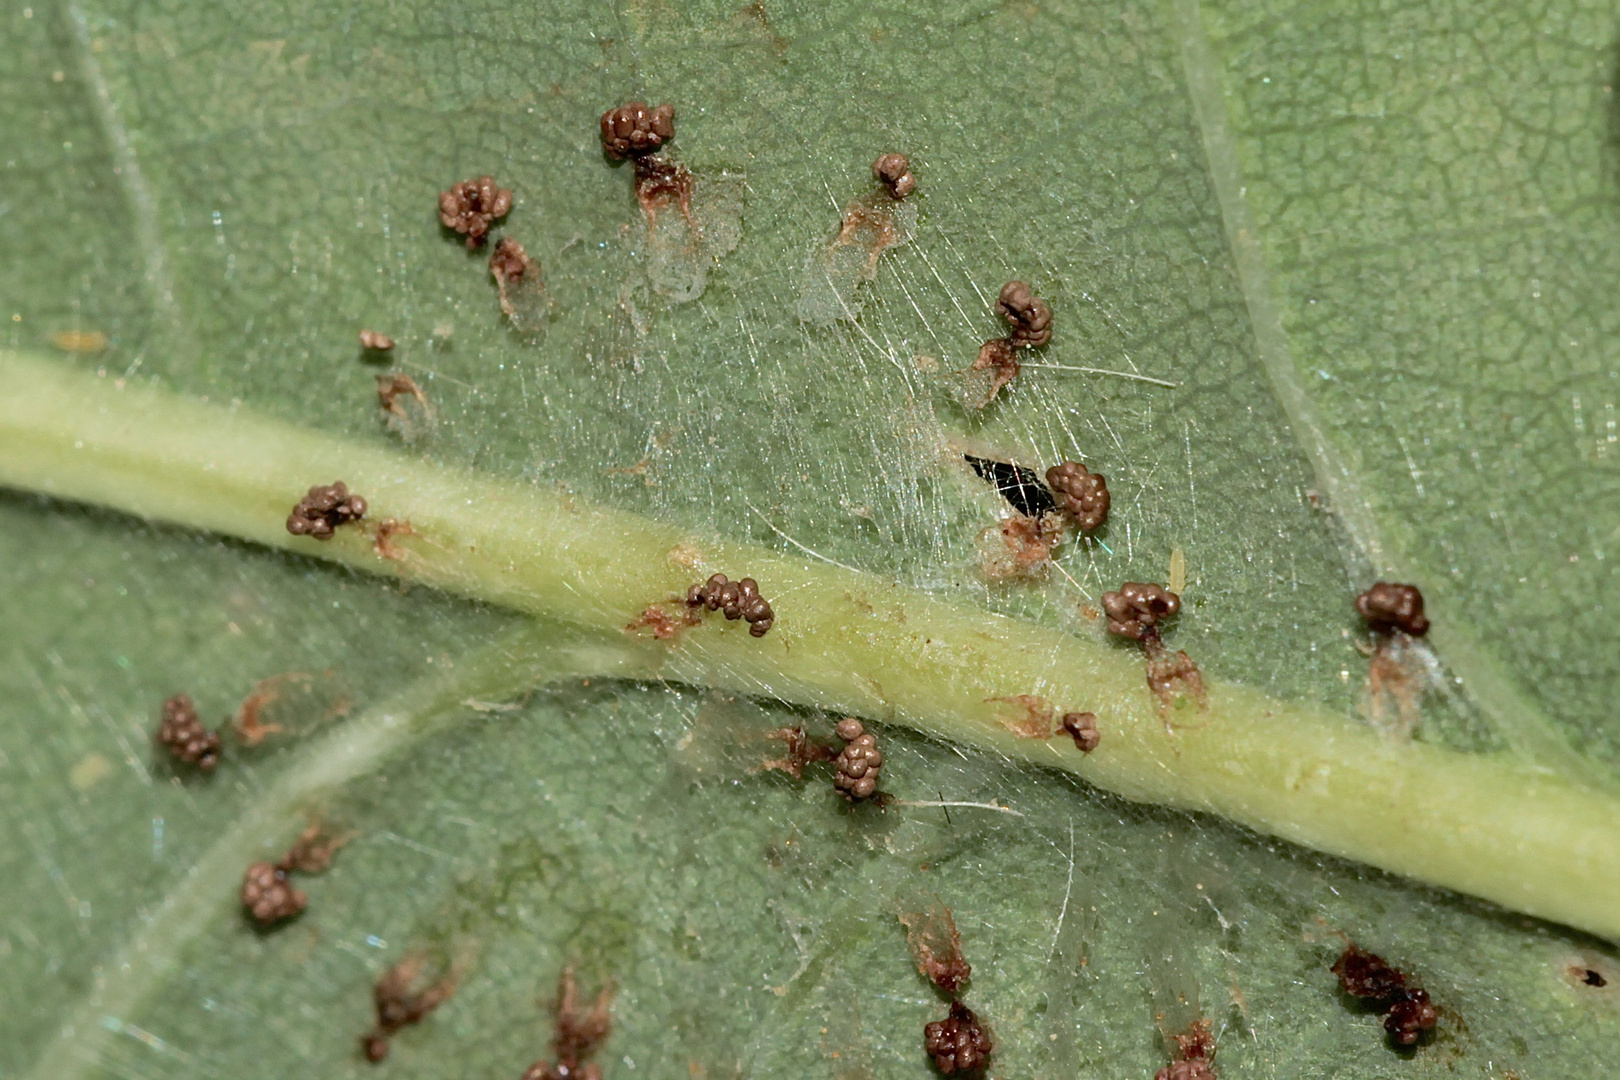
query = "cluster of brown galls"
xmin=168 ymin=100 xmax=1450 ymax=1077
xmin=905 ymin=906 xmax=993 ymax=1076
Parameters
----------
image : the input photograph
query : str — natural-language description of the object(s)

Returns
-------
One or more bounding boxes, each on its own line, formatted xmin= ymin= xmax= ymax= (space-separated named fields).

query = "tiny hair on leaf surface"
xmin=2 ymin=1 xmax=1618 ymax=1078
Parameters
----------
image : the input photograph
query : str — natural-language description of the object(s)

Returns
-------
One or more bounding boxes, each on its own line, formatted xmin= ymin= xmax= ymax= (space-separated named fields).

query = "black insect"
xmin=964 ymin=455 xmax=1056 ymax=518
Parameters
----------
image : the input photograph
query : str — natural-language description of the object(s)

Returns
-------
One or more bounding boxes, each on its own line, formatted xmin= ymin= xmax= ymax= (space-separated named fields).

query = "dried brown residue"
xmin=976 ymin=511 xmax=1066 ymax=582
xmin=232 ymin=671 xmax=316 ymax=747
xmin=1331 ymin=943 xmax=1440 ymax=1047
xmin=489 ymin=237 xmax=550 ymax=334
xmin=963 ymin=338 xmax=1020 ymax=408
xmin=439 ymin=176 xmax=512 ymax=248
xmin=376 ymin=373 xmax=436 ymax=444
xmin=157 ymin=693 xmax=222 ymax=772
xmin=368 ymin=518 xmax=418 ymax=562
xmin=362 ymin=953 xmax=462 ymax=1062
xmin=759 ymin=725 xmax=836 ymax=780
xmin=796 ymin=168 xmax=917 ymax=325
xmin=987 ymin=694 xmax=1054 ymax=739
xmin=624 ymin=602 xmax=702 ymax=641
xmin=1355 ymin=582 xmax=1431 ymax=741
xmin=666 ymin=543 xmax=702 ymax=570
xmin=1102 ymin=583 xmax=1206 ymax=715
xmin=633 ymin=155 xmax=697 ymax=231
xmin=1154 ymin=1018 xmax=1216 ymax=1080
xmin=900 ymin=904 xmax=971 ymax=996
xmin=520 ymin=966 xmax=615 ymax=1080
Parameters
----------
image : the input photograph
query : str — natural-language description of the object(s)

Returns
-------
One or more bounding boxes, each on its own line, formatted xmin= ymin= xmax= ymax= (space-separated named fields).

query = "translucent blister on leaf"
xmin=636 ymin=162 xmax=745 ymax=304
xmin=795 ymin=192 xmax=917 ymax=325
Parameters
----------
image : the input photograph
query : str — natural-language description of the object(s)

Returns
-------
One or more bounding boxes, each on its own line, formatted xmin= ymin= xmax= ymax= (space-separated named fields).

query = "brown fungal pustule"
xmin=832 ymin=718 xmax=883 ymax=800
xmin=157 ymin=693 xmax=222 ymax=771
xmin=924 ymin=1001 xmax=992 ymax=1077
xmin=996 ymin=280 xmax=1053 ymax=348
xmin=900 ymin=904 xmax=971 ymax=996
xmin=599 ymin=102 xmax=675 ymax=160
xmin=438 ymin=176 xmax=512 ymax=248
xmin=760 ymin=725 xmax=837 ymax=779
xmin=967 ymin=337 xmax=1020 ymax=406
xmin=872 ymin=152 xmax=916 ymax=199
xmin=358 ymin=329 xmax=395 ymax=353
xmin=1355 ymin=582 xmax=1429 ymax=638
xmin=1061 ymin=711 xmax=1100 ymax=752
xmin=240 ymin=860 xmax=307 ymax=926
xmin=1103 ymin=583 xmax=1206 ymax=713
xmin=1102 ymin=582 xmax=1181 ymax=643
xmin=1331 ymin=943 xmax=1439 ymax=1048
xmin=685 ymin=573 xmax=775 ymax=636
xmin=286 ymin=481 xmax=367 ymax=540
xmin=1155 ymin=1018 xmax=1216 ymax=1080
xmin=1046 ymin=459 xmax=1110 ymax=533
xmin=362 ymin=956 xmax=458 ymax=1063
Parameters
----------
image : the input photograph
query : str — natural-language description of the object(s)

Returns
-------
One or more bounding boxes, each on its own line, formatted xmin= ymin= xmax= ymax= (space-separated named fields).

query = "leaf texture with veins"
xmin=1 ymin=0 xmax=1617 ymax=1078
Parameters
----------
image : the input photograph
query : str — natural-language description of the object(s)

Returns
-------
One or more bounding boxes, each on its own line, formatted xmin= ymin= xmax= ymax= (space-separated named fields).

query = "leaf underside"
xmin=2 ymin=1 xmax=1617 ymax=1078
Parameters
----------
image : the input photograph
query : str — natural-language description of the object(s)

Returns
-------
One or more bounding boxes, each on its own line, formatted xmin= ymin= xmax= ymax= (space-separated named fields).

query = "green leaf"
xmin=2 ymin=1 xmax=1617 ymax=1078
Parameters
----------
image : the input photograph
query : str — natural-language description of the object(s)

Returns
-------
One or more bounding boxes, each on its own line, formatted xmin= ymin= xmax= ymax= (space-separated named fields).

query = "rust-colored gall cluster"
xmin=1103 ymin=583 xmax=1206 ymax=713
xmin=1355 ymin=582 xmax=1429 ymax=637
xmin=924 ymin=1001 xmax=993 ymax=1077
xmin=241 ymin=861 xmax=306 ymax=926
xmin=872 ymin=152 xmax=916 ymax=199
xmin=240 ymin=822 xmax=348 ymax=928
xmin=1332 ymin=943 xmax=1439 ymax=1047
xmin=438 ymin=176 xmax=512 ymax=248
xmin=832 ymin=718 xmax=883 ymax=800
xmin=1102 ymin=582 xmax=1180 ymax=643
xmin=1061 ymin=711 xmax=1100 ymax=752
xmin=996 ymin=280 xmax=1053 ymax=349
xmin=363 ymin=956 xmax=458 ymax=1062
xmin=1046 ymin=459 xmax=1110 ymax=533
xmin=686 ymin=573 xmax=775 ymax=636
xmin=520 ymin=966 xmax=614 ymax=1080
xmin=286 ymin=481 xmax=368 ymax=540
xmin=157 ymin=693 xmax=222 ymax=772
xmin=599 ymin=102 xmax=675 ymax=160
xmin=1155 ymin=1018 xmax=1217 ymax=1080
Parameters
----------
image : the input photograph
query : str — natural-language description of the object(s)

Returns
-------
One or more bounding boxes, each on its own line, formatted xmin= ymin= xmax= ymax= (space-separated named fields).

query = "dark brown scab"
xmin=923 ymin=1001 xmax=992 ymax=1077
xmin=286 ymin=481 xmax=367 ymax=540
xmin=1046 ymin=459 xmax=1110 ymax=533
xmin=1355 ymin=582 xmax=1429 ymax=637
xmin=1330 ymin=943 xmax=1440 ymax=1048
xmin=157 ymin=693 xmax=222 ymax=771
xmin=686 ymin=573 xmax=775 ymax=636
xmin=438 ymin=176 xmax=512 ymax=249
xmin=1155 ymin=1018 xmax=1216 ymax=1080
xmin=832 ymin=718 xmax=883 ymax=801
xmin=1060 ymin=711 xmax=1100 ymax=753
xmin=872 ymin=152 xmax=916 ymax=199
xmin=522 ymin=965 xmax=614 ymax=1080
xmin=599 ymin=102 xmax=675 ymax=160
xmin=996 ymin=280 xmax=1052 ymax=348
